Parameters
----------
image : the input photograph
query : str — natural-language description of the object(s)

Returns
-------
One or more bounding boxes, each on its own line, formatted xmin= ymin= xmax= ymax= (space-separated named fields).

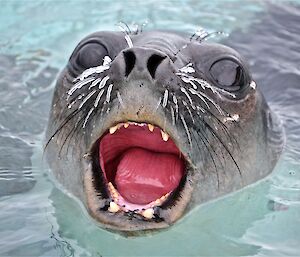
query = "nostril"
xmin=147 ymin=54 xmax=166 ymax=79
xmin=123 ymin=50 xmax=136 ymax=77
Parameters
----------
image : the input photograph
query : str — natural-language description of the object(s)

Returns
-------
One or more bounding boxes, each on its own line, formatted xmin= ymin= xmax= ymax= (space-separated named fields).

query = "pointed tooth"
xmin=110 ymin=184 xmax=117 ymax=193
xmin=124 ymin=123 xmax=129 ymax=128
xmin=108 ymin=182 xmax=115 ymax=190
xmin=108 ymin=182 xmax=114 ymax=190
xmin=141 ymin=208 xmax=154 ymax=219
xmin=108 ymin=182 xmax=118 ymax=196
xmin=160 ymin=195 xmax=166 ymax=201
xmin=160 ymin=193 xmax=170 ymax=201
xmin=108 ymin=202 xmax=120 ymax=213
xmin=154 ymin=199 xmax=161 ymax=205
xmin=109 ymin=125 xmax=118 ymax=134
xmin=148 ymin=124 xmax=154 ymax=132
xmin=161 ymin=130 xmax=169 ymax=141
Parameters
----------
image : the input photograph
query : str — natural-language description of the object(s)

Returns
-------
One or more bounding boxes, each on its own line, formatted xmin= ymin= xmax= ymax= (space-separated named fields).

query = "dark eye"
xmin=76 ymin=43 xmax=108 ymax=69
xmin=209 ymin=58 xmax=248 ymax=92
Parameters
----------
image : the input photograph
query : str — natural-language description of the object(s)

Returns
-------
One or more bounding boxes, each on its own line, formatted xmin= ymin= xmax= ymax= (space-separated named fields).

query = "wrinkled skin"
xmin=46 ymin=30 xmax=283 ymax=234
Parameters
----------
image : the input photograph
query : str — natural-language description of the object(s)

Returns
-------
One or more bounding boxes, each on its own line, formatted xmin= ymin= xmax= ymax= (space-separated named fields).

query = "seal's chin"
xmin=86 ymin=121 xmax=192 ymax=232
xmin=100 ymin=122 xmax=185 ymax=209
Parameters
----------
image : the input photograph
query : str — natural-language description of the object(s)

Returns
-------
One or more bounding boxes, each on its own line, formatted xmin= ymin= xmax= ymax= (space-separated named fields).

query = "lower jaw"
xmin=83 ymin=155 xmax=193 ymax=231
xmin=83 ymin=155 xmax=194 ymax=232
xmin=83 ymin=160 xmax=170 ymax=231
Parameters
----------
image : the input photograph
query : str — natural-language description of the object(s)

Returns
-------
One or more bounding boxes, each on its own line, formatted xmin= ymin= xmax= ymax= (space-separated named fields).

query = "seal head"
xmin=46 ymin=31 xmax=283 ymax=233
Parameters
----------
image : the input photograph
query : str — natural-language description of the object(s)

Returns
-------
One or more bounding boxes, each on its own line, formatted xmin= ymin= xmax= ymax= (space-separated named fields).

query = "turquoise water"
xmin=0 ymin=0 xmax=300 ymax=256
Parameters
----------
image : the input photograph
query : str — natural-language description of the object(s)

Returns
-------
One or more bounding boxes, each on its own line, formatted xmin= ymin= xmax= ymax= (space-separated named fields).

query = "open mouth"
xmin=92 ymin=122 xmax=187 ymax=220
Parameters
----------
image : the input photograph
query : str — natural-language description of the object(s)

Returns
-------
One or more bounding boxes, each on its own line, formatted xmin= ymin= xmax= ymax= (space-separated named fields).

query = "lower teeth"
xmin=107 ymin=182 xmax=169 ymax=219
xmin=108 ymin=202 xmax=120 ymax=213
xmin=141 ymin=208 xmax=154 ymax=219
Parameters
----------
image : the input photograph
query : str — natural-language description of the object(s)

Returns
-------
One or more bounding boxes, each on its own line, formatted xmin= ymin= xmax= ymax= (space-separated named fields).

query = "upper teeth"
xmin=161 ymin=130 xmax=169 ymax=141
xmin=109 ymin=125 xmax=118 ymax=134
xmin=108 ymin=122 xmax=170 ymax=142
xmin=148 ymin=124 xmax=154 ymax=132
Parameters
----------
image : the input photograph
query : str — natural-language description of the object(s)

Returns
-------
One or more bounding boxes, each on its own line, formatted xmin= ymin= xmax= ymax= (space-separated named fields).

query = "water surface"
xmin=0 ymin=1 xmax=300 ymax=256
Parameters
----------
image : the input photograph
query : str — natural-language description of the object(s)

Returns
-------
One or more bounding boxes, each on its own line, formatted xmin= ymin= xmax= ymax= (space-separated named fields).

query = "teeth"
xmin=141 ymin=208 xmax=154 ymax=219
xmin=160 ymin=195 xmax=167 ymax=201
xmin=154 ymin=199 xmax=161 ymax=205
xmin=108 ymin=182 xmax=118 ymax=197
xmin=150 ymin=192 xmax=170 ymax=207
xmin=109 ymin=125 xmax=118 ymax=134
xmin=161 ymin=130 xmax=169 ymax=141
xmin=148 ymin=124 xmax=154 ymax=132
xmin=112 ymin=192 xmax=118 ymax=199
xmin=108 ymin=182 xmax=114 ymax=189
xmin=108 ymin=202 xmax=120 ymax=213
xmin=110 ymin=123 xmax=171 ymax=144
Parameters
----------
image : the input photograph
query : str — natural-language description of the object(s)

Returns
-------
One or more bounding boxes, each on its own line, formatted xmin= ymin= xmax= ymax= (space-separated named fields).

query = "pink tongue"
xmin=115 ymin=148 xmax=184 ymax=205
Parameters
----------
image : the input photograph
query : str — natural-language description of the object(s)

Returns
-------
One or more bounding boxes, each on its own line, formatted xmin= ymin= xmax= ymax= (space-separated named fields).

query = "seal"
xmin=45 ymin=30 xmax=283 ymax=233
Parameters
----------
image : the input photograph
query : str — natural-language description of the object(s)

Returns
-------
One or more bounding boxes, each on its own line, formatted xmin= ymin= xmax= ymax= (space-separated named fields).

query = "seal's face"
xmin=46 ymin=31 xmax=282 ymax=233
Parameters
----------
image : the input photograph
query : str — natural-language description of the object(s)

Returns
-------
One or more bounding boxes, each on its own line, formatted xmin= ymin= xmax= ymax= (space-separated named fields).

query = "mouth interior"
xmin=99 ymin=123 xmax=185 ymax=208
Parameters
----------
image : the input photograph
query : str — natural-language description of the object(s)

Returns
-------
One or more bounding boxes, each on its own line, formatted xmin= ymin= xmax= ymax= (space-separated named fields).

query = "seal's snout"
xmin=122 ymin=47 xmax=167 ymax=79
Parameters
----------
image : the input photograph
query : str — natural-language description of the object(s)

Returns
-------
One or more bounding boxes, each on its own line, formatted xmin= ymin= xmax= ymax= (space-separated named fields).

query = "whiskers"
xmin=190 ymin=28 xmax=228 ymax=43
xmin=117 ymin=21 xmax=148 ymax=35
xmin=174 ymin=28 xmax=228 ymax=57
xmin=117 ymin=21 xmax=148 ymax=49
xmin=73 ymin=56 xmax=111 ymax=83
xmin=45 ymin=55 xmax=122 ymax=157
xmin=157 ymin=62 xmax=241 ymax=187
